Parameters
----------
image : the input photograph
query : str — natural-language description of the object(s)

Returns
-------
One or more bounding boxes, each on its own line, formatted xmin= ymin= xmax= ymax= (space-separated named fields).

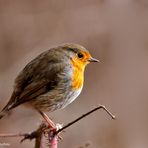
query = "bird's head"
xmin=61 ymin=43 xmax=99 ymax=70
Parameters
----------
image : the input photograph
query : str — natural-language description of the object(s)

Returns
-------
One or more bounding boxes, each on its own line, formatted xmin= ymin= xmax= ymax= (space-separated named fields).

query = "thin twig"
xmin=55 ymin=105 xmax=115 ymax=135
xmin=0 ymin=133 xmax=27 ymax=138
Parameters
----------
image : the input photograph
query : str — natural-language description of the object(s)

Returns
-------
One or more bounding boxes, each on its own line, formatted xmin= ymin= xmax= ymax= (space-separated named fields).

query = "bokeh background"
xmin=0 ymin=0 xmax=148 ymax=147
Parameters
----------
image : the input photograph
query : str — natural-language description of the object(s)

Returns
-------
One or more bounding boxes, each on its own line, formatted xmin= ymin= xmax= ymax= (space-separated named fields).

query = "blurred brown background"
xmin=0 ymin=0 xmax=148 ymax=147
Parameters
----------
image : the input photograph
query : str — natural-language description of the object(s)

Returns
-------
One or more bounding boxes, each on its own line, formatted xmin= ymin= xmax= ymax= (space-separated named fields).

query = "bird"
xmin=0 ymin=43 xmax=99 ymax=128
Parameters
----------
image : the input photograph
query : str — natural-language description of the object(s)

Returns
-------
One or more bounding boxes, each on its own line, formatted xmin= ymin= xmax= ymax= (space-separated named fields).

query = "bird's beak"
xmin=88 ymin=57 xmax=100 ymax=63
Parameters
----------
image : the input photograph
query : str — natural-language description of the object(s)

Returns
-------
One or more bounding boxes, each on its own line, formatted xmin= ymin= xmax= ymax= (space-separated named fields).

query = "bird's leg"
xmin=38 ymin=110 xmax=56 ymax=129
xmin=38 ymin=110 xmax=63 ymax=141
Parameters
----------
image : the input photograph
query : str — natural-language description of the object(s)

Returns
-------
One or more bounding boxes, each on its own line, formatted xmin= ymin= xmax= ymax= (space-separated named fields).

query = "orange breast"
xmin=71 ymin=59 xmax=85 ymax=89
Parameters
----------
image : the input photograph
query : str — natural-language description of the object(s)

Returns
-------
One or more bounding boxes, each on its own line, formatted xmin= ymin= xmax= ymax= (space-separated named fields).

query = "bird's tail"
xmin=0 ymin=93 xmax=16 ymax=120
xmin=0 ymin=102 xmax=12 ymax=119
xmin=0 ymin=109 xmax=8 ymax=119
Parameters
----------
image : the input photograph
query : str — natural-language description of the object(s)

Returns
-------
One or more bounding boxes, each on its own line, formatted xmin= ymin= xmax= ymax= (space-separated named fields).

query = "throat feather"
xmin=71 ymin=61 xmax=84 ymax=89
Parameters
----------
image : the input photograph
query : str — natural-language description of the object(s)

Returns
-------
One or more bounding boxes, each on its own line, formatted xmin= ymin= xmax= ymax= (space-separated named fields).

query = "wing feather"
xmin=2 ymin=50 xmax=66 ymax=111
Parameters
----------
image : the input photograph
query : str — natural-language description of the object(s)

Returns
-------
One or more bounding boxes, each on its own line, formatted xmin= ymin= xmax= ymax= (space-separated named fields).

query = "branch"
xmin=0 ymin=122 xmax=47 ymax=148
xmin=55 ymin=105 xmax=115 ymax=135
xmin=0 ymin=105 xmax=115 ymax=148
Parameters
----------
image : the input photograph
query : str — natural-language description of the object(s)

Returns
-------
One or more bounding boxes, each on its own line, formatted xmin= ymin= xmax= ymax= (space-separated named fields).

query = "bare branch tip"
xmin=97 ymin=104 xmax=116 ymax=120
xmin=111 ymin=115 xmax=116 ymax=120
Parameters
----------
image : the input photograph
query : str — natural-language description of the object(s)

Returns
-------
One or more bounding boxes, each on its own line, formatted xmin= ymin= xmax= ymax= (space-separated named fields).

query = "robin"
xmin=0 ymin=43 xmax=99 ymax=128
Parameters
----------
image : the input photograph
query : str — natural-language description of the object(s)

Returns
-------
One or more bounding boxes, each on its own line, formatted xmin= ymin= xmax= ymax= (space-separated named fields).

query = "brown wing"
xmin=10 ymin=79 xmax=56 ymax=109
xmin=1 ymin=49 xmax=66 ymax=111
xmin=2 ymin=80 xmax=51 ymax=111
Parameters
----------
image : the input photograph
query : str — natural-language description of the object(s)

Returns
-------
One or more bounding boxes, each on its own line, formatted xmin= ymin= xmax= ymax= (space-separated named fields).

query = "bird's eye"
xmin=77 ymin=53 xmax=84 ymax=59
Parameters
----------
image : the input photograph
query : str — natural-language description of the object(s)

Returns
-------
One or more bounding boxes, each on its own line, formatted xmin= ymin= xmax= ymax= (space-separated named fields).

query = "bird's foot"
xmin=42 ymin=122 xmax=63 ymax=140
xmin=38 ymin=110 xmax=63 ymax=140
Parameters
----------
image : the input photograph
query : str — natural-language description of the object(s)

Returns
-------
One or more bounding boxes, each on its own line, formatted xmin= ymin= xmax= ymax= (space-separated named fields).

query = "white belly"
xmin=61 ymin=87 xmax=82 ymax=109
